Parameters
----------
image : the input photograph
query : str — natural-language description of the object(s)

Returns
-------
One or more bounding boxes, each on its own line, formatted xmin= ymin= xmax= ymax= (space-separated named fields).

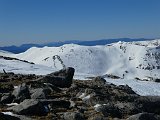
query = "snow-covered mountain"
xmin=0 ymin=56 xmax=54 ymax=75
xmin=0 ymin=38 xmax=150 ymax=53
xmin=10 ymin=39 xmax=160 ymax=80
xmin=1 ymin=39 xmax=160 ymax=96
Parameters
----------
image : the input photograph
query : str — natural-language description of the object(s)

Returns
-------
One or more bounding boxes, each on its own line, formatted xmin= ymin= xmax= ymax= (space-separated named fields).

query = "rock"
xmin=92 ymin=76 xmax=106 ymax=87
xmin=30 ymin=88 xmax=46 ymax=99
xmin=0 ymin=112 xmax=20 ymax=120
xmin=12 ymin=83 xmax=30 ymax=103
xmin=15 ymin=115 xmax=36 ymax=120
xmin=43 ymin=83 xmax=62 ymax=92
xmin=8 ymin=99 xmax=47 ymax=115
xmin=63 ymin=112 xmax=85 ymax=120
xmin=2 ymin=70 xmax=160 ymax=120
xmin=136 ymin=96 xmax=160 ymax=114
xmin=88 ymin=113 xmax=106 ymax=120
xmin=115 ymin=102 xmax=140 ymax=116
xmin=40 ymin=99 xmax=71 ymax=109
xmin=0 ymin=93 xmax=14 ymax=104
xmin=117 ymin=85 xmax=136 ymax=94
xmin=95 ymin=103 xmax=121 ymax=118
xmin=126 ymin=113 xmax=160 ymax=120
xmin=0 ymin=83 xmax=14 ymax=93
xmin=81 ymin=92 xmax=108 ymax=106
xmin=38 ymin=67 xmax=75 ymax=88
xmin=31 ymin=88 xmax=51 ymax=99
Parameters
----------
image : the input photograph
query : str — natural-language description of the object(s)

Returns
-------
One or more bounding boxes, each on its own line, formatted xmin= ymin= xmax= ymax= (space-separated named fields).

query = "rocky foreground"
xmin=0 ymin=67 xmax=160 ymax=120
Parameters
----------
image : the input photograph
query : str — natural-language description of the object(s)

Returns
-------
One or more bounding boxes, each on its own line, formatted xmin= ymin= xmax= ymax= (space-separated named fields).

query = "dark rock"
xmin=136 ymin=96 xmax=160 ymax=114
xmin=115 ymin=102 xmax=140 ymax=116
xmin=0 ymin=83 xmax=14 ymax=93
xmin=38 ymin=67 xmax=75 ymax=88
xmin=81 ymin=92 xmax=109 ymax=106
xmin=63 ymin=112 xmax=85 ymax=120
xmin=8 ymin=99 xmax=47 ymax=115
xmin=0 ymin=93 xmax=14 ymax=104
xmin=0 ymin=112 xmax=20 ymax=120
xmin=43 ymin=83 xmax=62 ymax=92
xmin=126 ymin=113 xmax=160 ymax=120
xmin=12 ymin=83 xmax=30 ymax=103
xmin=88 ymin=113 xmax=107 ymax=120
xmin=117 ymin=85 xmax=136 ymax=94
xmin=95 ymin=103 xmax=121 ymax=118
xmin=40 ymin=99 xmax=70 ymax=109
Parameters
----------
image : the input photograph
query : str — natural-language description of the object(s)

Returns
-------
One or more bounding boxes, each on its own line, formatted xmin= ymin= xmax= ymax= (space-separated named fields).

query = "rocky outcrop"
xmin=0 ymin=112 xmax=35 ymax=120
xmin=8 ymin=99 xmax=47 ymax=115
xmin=0 ymin=93 xmax=14 ymax=104
xmin=126 ymin=113 xmax=160 ymax=120
xmin=0 ymin=113 xmax=20 ymax=120
xmin=1 ymin=68 xmax=160 ymax=120
xmin=63 ymin=112 xmax=85 ymax=120
xmin=37 ymin=67 xmax=75 ymax=88
xmin=135 ymin=96 xmax=160 ymax=114
xmin=12 ymin=83 xmax=30 ymax=103
xmin=30 ymin=88 xmax=51 ymax=99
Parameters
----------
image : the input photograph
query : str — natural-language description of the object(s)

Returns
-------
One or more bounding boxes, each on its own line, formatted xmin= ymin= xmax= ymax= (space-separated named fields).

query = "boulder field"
xmin=0 ymin=67 xmax=160 ymax=120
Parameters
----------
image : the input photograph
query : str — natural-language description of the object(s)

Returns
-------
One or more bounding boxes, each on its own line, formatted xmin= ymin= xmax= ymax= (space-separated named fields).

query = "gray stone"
xmin=31 ymin=88 xmax=51 ymax=99
xmin=0 ymin=112 xmax=20 ymax=120
xmin=39 ymin=99 xmax=70 ymax=109
xmin=0 ymin=93 xmax=14 ymax=104
xmin=95 ymin=103 xmax=121 ymax=118
xmin=38 ymin=67 xmax=75 ymax=88
xmin=8 ymin=99 xmax=47 ymax=115
xmin=63 ymin=112 xmax=85 ymax=120
xmin=126 ymin=113 xmax=160 ymax=120
xmin=136 ymin=96 xmax=160 ymax=114
xmin=12 ymin=83 xmax=30 ymax=103
xmin=115 ymin=102 xmax=140 ymax=115
xmin=92 ymin=76 xmax=106 ymax=87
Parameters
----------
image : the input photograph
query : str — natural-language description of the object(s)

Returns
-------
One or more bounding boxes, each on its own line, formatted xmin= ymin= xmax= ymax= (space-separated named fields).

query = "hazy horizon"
xmin=0 ymin=37 xmax=157 ymax=47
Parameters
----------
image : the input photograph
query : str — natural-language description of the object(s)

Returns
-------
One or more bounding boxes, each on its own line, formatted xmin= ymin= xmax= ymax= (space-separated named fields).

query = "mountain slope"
xmin=0 ymin=56 xmax=54 ymax=75
xmin=13 ymin=39 xmax=160 ymax=80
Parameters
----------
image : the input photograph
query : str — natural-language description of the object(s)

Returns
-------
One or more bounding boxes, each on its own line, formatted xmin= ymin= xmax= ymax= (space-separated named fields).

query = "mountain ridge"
xmin=11 ymin=39 xmax=160 ymax=80
xmin=0 ymin=38 xmax=152 ymax=53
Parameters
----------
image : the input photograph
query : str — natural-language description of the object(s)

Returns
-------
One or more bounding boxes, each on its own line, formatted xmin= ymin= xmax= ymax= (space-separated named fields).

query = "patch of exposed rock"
xmin=0 ymin=68 xmax=160 ymax=120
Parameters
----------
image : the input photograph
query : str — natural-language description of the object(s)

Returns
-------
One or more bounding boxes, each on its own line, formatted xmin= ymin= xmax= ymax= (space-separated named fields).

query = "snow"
xmin=0 ymin=58 xmax=54 ymax=75
xmin=2 ymin=112 xmax=13 ymax=116
xmin=14 ymin=86 xmax=18 ymax=89
xmin=1 ymin=39 xmax=160 ymax=96
xmin=11 ymin=39 xmax=160 ymax=80
xmin=105 ymin=78 xmax=160 ymax=96
xmin=94 ymin=104 xmax=101 ymax=108
xmin=94 ymin=104 xmax=107 ymax=112
xmin=6 ymin=103 xmax=19 ymax=106
xmin=78 ymin=93 xmax=91 ymax=100
xmin=82 ymin=95 xmax=91 ymax=100
xmin=0 ymin=50 xmax=13 ymax=56
xmin=78 ymin=93 xmax=86 ymax=99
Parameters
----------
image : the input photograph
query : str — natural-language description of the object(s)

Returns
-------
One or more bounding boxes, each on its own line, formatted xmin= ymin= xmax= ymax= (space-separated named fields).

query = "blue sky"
xmin=0 ymin=0 xmax=160 ymax=46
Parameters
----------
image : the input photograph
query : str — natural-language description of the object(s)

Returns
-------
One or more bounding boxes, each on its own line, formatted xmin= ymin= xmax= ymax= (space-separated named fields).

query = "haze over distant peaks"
xmin=0 ymin=38 xmax=151 ymax=53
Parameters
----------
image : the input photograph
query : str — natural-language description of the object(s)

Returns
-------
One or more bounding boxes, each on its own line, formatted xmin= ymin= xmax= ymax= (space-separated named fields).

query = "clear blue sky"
xmin=0 ymin=0 xmax=160 ymax=46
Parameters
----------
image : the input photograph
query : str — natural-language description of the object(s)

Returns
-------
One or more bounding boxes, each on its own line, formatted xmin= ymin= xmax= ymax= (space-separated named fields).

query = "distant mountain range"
xmin=0 ymin=38 xmax=152 ymax=53
xmin=9 ymin=39 xmax=160 ymax=80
